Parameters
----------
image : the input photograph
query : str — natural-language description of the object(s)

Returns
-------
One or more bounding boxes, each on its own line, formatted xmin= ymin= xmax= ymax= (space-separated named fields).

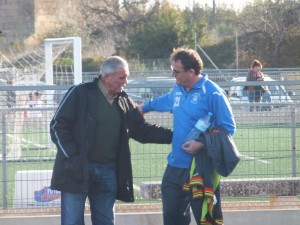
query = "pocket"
xmin=64 ymin=155 xmax=84 ymax=183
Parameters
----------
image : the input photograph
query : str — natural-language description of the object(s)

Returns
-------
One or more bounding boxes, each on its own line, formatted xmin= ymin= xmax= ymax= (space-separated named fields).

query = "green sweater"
xmin=88 ymin=90 xmax=121 ymax=163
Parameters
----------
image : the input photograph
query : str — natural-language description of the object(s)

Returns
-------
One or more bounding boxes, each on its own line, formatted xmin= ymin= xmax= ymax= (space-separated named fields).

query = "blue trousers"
xmin=248 ymin=91 xmax=262 ymax=111
xmin=261 ymin=91 xmax=272 ymax=111
xmin=61 ymin=162 xmax=117 ymax=225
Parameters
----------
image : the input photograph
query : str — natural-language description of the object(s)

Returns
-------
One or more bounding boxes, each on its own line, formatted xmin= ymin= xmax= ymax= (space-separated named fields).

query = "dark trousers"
xmin=161 ymin=164 xmax=191 ymax=225
xmin=248 ymin=91 xmax=262 ymax=111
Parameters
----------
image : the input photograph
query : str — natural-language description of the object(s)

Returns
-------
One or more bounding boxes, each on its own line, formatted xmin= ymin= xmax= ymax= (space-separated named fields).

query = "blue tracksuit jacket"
xmin=142 ymin=73 xmax=236 ymax=168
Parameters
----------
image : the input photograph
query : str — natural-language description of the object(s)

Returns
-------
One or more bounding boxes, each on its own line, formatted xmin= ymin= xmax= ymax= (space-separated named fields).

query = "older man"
xmin=50 ymin=56 xmax=172 ymax=225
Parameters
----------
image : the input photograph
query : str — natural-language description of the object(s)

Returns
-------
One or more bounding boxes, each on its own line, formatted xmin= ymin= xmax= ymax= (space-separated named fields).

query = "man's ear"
xmin=102 ymin=74 xmax=110 ymax=82
xmin=188 ymin=69 xmax=195 ymax=76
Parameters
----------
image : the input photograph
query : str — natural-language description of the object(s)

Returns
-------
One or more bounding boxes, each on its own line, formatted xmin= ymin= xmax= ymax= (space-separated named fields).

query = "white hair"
xmin=100 ymin=56 xmax=129 ymax=77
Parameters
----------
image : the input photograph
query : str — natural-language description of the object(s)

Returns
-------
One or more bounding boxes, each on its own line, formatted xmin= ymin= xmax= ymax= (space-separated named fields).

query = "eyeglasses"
xmin=170 ymin=66 xmax=187 ymax=75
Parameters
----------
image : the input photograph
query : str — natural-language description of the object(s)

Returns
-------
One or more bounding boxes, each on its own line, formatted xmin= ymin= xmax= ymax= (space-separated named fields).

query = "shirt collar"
xmin=97 ymin=79 xmax=117 ymax=104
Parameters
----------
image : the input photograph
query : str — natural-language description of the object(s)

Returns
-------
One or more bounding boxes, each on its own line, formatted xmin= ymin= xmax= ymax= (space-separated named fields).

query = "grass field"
xmin=129 ymin=124 xmax=300 ymax=203
xmin=1 ymin=123 xmax=299 ymax=207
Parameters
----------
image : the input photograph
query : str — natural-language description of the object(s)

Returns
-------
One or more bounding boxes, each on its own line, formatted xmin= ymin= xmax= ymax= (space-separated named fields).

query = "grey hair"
xmin=100 ymin=56 xmax=129 ymax=77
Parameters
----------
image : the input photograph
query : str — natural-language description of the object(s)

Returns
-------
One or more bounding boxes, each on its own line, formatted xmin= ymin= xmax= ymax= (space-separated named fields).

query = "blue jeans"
xmin=261 ymin=91 xmax=272 ymax=111
xmin=61 ymin=162 xmax=117 ymax=225
xmin=248 ymin=91 xmax=262 ymax=111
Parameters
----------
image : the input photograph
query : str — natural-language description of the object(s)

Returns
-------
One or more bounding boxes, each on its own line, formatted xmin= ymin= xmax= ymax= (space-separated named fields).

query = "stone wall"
xmin=0 ymin=0 xmax=78 ymax=50
xmin=140 ymin=178 xmax=300 ymax=199
xmin=0 ymin=0 xmax=35 ymax=47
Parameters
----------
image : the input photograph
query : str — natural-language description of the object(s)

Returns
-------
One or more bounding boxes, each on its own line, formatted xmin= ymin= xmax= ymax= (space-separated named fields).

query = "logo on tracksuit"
xmin=191 ymin=93 xmax=201 ymax=104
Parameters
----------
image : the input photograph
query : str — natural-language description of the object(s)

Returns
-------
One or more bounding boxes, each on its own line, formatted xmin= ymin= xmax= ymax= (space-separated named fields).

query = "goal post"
xmin=45 ymin=37 xmax=82 ymax=85
xmin=44 ymin=37 xmax=82 ymax=149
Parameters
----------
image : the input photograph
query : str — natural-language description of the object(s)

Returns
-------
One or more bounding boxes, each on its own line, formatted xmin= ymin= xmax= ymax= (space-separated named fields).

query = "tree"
xmin=237 ymin=0 xmax=300 ymax=67
xmin=78 ymin=0 xmax=159 ymax=56
xmin=74 ymin=0 xmax=300 ymax=68
xmin=122 ymin=2 xmax=206 ymax=59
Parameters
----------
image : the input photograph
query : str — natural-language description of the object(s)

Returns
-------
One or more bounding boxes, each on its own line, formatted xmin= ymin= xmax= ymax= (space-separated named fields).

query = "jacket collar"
xmin=193 ymin=73 xmax=208 ymax=89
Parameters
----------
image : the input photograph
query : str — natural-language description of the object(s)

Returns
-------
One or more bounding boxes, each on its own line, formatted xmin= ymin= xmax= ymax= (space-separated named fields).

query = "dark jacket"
xmin=50 ymin=77 xmax=172 ymax=202
xmin=183 ymin=126 xmax=240 ymax=224
xmin=205 ymin=126 xmax=240 ymax=177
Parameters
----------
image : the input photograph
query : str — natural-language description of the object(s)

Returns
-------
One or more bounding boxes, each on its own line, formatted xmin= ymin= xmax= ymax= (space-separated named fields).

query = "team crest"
xmin=191 ymin=93 xmax=201 ymax=104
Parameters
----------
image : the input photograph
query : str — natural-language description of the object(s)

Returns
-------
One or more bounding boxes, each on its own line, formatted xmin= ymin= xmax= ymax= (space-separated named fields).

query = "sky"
xmin=171 ymin=0 xmax=253 ymax=11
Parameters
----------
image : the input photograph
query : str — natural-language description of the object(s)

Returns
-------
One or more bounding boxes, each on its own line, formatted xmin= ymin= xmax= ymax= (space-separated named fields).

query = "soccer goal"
xmin=0 ymin=37 xmax=83 ymax=158
xmin=45 ymin=36 xmax=82 ymax=85
xmin=1 ymin=36 xmax=82 ymax=85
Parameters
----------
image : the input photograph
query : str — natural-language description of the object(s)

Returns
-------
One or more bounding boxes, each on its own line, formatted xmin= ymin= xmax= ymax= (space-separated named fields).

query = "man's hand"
xmin=182 ymin=140 xmax=204 ymax=155
xmin=137 ymin=104 xmax=145 ymax=116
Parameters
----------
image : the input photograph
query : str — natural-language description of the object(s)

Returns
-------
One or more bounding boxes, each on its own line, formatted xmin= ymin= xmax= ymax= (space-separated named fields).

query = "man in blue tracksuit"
xmin=139 ymin=48 xmax=236 ymax=225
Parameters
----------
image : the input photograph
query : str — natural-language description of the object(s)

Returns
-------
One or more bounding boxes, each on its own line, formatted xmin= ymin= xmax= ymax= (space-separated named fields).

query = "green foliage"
xmin=201 ymin=37 xmax=236 ymax=69
xmin=237 ymin=0 xmax=300 ymax=67
xmin=24 ymin=0 xmax=297 ymax=69
xmin=280 ymin=29 xmax=300 ymax=67
xmin=54 ymin=57 xmax=73 ymax=66
xmin=25 ymin=0 xmax=300 ymax=69
xmin=124 ymin=3 xmax=183 ymax=59
xmin=82 ymin=56 xmax=105 ymax=72
xmin=122 ymin=2 xmax=207 ymax=60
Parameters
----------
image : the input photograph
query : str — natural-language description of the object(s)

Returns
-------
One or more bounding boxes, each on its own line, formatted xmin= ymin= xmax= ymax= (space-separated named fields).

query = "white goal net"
xmin=0 ymin=36 xmax=82 ymax=86
xmin=0 ymin=37 xmax=82 ymax=158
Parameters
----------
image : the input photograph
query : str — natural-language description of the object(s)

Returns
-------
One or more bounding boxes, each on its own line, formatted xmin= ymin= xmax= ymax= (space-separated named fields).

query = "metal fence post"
xmin=291 ymin=105 xmax=297 ymax=177
xmin=1 ymin=112 xmax=8 ymax=209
